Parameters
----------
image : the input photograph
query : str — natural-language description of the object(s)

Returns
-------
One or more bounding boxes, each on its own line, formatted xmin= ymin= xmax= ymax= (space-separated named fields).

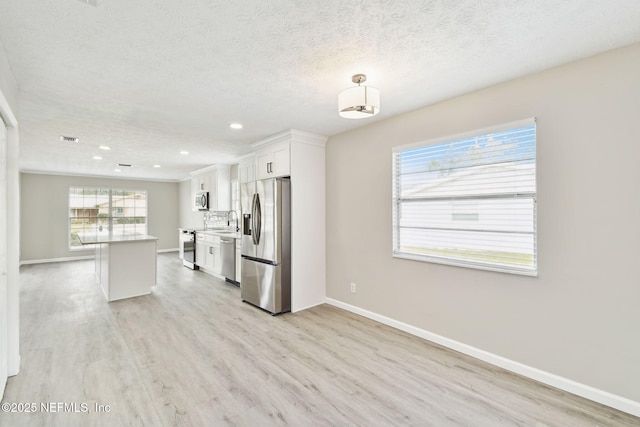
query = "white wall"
xmin=20 ymin=173 xmax=179 ymax=262
xmin=177 ymin=178 xmax=203 ymax=230
xmin=326 ymin=43 xmax=640 ymax=408
xmin=0 ymin=39 xmax=20 ymax=382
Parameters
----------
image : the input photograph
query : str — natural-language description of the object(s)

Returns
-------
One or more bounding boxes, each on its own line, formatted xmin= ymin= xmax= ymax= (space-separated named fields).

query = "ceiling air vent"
xmin=77 ymin=0 xmax=98 ymax=6
xmin=59 ymin=135 xmax=79 ymax=143
xmin=118 ymin=163 xmax=132 ymax=167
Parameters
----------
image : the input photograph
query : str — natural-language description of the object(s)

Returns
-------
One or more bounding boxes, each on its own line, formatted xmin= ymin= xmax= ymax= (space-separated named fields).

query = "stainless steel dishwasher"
xmin=220 ymin=238 xmax=237 ymax=284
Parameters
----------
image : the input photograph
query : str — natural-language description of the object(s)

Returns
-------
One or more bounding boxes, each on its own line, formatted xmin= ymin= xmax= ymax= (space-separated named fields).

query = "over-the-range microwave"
xmin=194 ymin=191 xmax=209 ymax=210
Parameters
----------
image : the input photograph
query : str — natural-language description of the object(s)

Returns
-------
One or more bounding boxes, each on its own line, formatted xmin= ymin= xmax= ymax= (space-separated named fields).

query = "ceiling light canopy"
xmin=338 ymin=74 xmax=380 ymax=119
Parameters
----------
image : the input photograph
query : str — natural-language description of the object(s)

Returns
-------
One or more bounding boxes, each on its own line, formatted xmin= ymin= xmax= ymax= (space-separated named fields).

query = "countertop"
xmin=179 ymin=228 xmax=240 ymax=239
xmin=78 ymin=233 xmax=159 ymax=245
xmin=197 ymin=229 xmax=241 ymax=239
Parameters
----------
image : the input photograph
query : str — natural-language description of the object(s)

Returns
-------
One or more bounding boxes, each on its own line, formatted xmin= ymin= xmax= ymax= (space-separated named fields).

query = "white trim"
xmin=8 ymin=355 xmax=19 ymax=378
xmin=22 ymin=248 xmax=179 ymax=265
xmin=0 ymin=89 xmax=17 ymax=127
xmin=0 ymin=76 xmax=20 ymax=381
xmin=251 ymin=129 xmax=327 ymax=150
xmin=20 ymin=169 xmax=180 ymax=183
xmin=190 ymin=163 xmax=233 ymax=176
xmin=20 ymin=255 xmax=95 ymax=265
xmin=290 ymin=129 xmax=327 ymax=148
xmin=158 ymin=248 xmax=178 ymax=253
xmin=251 ymin=130 xmax=292 ymax=149
xmin=392 ymin=252 xmax=538 ymax=277
xmin=325 ymin=298 xmax=640 ymax=418
xmin=291 ymin=301 xmax=324 ymax=314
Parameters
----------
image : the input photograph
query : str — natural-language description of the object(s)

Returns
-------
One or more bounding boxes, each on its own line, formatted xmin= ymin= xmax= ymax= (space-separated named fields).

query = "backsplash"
xmin=204 ymin=211 xmax=239 ymax=231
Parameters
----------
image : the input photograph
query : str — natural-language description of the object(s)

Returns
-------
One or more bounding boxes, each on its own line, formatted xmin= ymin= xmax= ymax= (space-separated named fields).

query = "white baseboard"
xmin=292 ymin=300 xmax=324 ymax=313
xmin=20 ymin=255 xmax=94 ymax=265
xmin=21 ymin=248 xmax=179 ymax=265
xmin=158 ymin=248 xmax=179 ymax=253
xmin=8 ymin=355 xmax=20 ymax=377
xmin=325 ymin=298 xmax=640 ymax=418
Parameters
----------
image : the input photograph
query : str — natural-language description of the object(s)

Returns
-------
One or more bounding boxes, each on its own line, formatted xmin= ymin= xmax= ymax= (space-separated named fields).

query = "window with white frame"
xmin=392 ymin=118 xmax=537 ymax=275
xmin=69 ymin=187 xmax=148 ymax=249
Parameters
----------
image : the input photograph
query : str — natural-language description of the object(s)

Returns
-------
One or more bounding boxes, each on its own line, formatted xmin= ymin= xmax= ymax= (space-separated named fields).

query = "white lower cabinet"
xmin=195 ymin=233 xmax=221 ymax=276
xmin=195 ymin=240 xmax=205 ymax=267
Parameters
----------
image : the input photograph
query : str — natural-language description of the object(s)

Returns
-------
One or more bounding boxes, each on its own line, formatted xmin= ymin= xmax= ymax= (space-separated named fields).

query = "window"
xmin=392 ymin=118 xmax=536 ymax=275
xmin=69 ymin=187 xmax=148 ymax=249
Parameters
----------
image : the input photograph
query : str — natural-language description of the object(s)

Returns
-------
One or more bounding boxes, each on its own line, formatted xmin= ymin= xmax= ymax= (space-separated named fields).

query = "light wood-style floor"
xmin=2 ymin=253 xmax=638 ymax=426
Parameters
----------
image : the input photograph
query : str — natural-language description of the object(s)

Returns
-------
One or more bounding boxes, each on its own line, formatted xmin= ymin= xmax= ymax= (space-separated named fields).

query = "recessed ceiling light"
xmin=153 ymin=164 xmax=161 ymax=168
xmin=180 ymin=150 xmax=189 ymax=155
xmin=99 ymin=145 xmax=111 ymax=151
xmin=114 ymin=169 xmax=121 ymax=172
xmin=230 ymin=123 xmax=243 ymax=130
xmin=92 ymin=155 xmax=102 ymax=160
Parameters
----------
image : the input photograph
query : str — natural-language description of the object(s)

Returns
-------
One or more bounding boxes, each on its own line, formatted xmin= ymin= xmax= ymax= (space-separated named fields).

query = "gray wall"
xmin=326 ymin=43 xmax=640 ymax=403
xmin=20 ymin=173 xmax=179 ymax=262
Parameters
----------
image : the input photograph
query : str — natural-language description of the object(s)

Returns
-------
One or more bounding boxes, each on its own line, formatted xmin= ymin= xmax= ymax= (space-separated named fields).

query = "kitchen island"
xmin=79 ymin=233 xmax=159 ymax=302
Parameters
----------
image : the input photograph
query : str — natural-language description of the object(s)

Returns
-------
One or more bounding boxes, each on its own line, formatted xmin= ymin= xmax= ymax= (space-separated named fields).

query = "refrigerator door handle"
xmin=251 ymin=194 xmax=257 ymax=245
xmin=252 ymin=193 xmax=261 ymax=245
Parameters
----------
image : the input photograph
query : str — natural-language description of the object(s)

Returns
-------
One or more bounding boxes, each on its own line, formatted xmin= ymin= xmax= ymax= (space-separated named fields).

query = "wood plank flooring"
xmin=1 ymin=253 xmax=639 ymax=426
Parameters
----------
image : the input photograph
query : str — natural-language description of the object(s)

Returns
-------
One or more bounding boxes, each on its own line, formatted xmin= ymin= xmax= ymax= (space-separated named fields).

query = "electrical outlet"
xmin=350 ymin=282 xmax=357 ymax=293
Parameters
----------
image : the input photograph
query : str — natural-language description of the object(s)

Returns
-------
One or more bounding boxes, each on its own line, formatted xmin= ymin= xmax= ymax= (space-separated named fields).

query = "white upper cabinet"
xmin=255 ymin=140 xmax=290 ymax=180
xmin=238 ymin=154 xmax=256 ymax=184
xmin=195 ymin=173 xmax=210 ymax=192
xmin=191 ymin=165 xmax=231 ymax=211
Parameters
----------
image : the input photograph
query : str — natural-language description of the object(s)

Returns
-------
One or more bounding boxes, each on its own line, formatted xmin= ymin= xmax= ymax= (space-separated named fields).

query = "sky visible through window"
xmin=398 ymin=125 xmax=535 ymax=185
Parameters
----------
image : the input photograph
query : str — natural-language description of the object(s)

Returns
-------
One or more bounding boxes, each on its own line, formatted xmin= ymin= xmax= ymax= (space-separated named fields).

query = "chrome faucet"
xmin=228 ymin=210 xmax=239 ymax=232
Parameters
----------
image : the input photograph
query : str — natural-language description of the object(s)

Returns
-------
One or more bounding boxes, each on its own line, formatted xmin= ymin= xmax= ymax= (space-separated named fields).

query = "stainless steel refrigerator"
xmin=240 ymin=177 xmax=291 ymax=314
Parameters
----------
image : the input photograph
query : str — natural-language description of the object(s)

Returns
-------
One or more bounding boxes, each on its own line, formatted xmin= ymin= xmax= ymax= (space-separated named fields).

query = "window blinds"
xmin=392 ymin=118 xmax=537 ymax=275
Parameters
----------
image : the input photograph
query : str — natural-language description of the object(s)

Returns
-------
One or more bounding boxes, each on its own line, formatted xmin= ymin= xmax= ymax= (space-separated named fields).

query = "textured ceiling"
xmin=1 ymin=0 xmax=640 ymax=181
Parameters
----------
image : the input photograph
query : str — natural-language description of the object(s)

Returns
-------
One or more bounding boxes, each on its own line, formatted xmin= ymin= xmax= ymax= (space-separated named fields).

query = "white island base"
xmin=81 ymin=234 xmax=159 ymax=302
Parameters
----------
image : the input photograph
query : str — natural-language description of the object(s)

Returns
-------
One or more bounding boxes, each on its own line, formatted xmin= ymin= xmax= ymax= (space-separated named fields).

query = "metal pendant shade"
xmin=338 ymin=74 xmax=380 ymax=119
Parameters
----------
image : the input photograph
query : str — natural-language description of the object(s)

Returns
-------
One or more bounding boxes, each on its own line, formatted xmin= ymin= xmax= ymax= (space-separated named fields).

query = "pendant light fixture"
xmin=338 ymin=74 xmax=380 ymax=119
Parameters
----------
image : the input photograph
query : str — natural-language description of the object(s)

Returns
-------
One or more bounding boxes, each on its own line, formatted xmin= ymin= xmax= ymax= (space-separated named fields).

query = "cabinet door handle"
xmin=209 ymin=247 xmax=213 ymax=255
